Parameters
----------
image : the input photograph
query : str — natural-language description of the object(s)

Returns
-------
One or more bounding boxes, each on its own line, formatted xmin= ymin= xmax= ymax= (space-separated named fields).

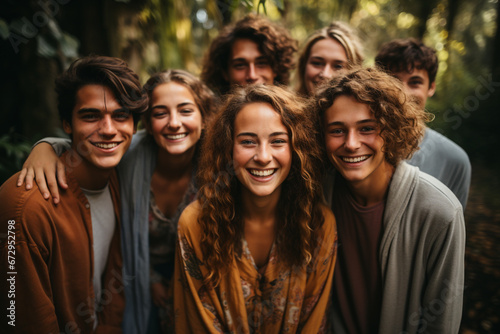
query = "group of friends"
xmin=0 ymin=13 xmax=470 ymax=334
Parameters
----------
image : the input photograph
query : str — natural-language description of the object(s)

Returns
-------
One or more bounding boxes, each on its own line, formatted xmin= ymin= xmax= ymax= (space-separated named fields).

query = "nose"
xmin=99 ymin=114 xmax=117 ymax=137
xmin=168 ymin=112 xmax=181 ymax=129
xmin=246 ymin=64 xmax=258 ymax=83
xmin=253 ymin=144 xmax=272 ymax=165
xmin=344 ymin=130 xmax=361 ymax=152
xmin=320 ymin=65 xmax=334 ymax=80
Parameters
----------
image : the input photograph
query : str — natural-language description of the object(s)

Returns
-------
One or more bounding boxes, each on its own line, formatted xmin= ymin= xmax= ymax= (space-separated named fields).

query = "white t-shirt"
xmin=81 ymin=184 xmax=115 ymax=328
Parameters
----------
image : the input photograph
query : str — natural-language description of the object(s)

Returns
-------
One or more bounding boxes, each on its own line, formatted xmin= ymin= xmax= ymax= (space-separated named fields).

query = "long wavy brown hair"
xmin=200 ymin=14 xmax=297 ymax=96
xmin=315 ymin=67 xmax=433 ymax=166
xmin=296 ymin=21 xmax=364 ymax=96
xmin=197 ymin=84 xmax=325 ymax=286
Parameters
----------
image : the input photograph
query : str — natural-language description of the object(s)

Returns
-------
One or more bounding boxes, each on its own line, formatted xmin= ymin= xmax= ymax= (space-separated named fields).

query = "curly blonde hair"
xmin=201 ymin=14 xmax=297 ymax=96
xmin=296 ymin=21 xmax=364 ymax=96
xmin=314 ymin=67 xmax=432 ymax=166
xmin=197 ymin=84 xmax=325 ymax=286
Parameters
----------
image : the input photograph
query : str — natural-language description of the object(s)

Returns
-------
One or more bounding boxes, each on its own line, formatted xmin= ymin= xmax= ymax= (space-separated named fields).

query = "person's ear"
xmin=427 ymin=81 xmax=436 ymax=98
xmin=63 ymin=120 xmax=72 ymax=135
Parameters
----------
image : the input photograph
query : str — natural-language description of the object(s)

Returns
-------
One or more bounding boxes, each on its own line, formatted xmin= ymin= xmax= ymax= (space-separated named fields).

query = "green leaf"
xmin=60 ymin=32 xmax=79 ymax=59
xmin=37 ymin=34 xmax=57 ymax=58
xmin=0 ymin=19 xmax=9 ymax=40
xmin=257 ymin=0 xmax=267 ymax=14
xmin=272 ymin=0 xmax=284 ymax=11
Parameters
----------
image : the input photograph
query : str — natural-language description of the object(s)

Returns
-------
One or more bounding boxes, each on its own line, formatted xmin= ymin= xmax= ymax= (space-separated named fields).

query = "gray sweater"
xmin=325 ymin=162 xmax=465 ymax=334
xmin=408 ymin=127 xmax=471 ymax=209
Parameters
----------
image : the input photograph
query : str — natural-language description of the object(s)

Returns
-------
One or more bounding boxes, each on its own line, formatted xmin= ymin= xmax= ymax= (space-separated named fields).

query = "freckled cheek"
xmin=232 ymin=149 xmax=250 ymax=169
xmin=150 ymin=120 xmax=166 ymax=136
xmin=325 ymin=137 xmax=340 ymax=155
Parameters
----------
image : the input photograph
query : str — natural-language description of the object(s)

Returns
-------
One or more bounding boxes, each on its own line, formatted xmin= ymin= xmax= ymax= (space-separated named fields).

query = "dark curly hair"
xmin=197 ymin=84 xmax=325 ymax=286
xmin=56 ymin=55 xmax=148 ymax=125
xmin=200 ymin=14 xmax=297 ymax=95
xmin=315 ymin=67 xmax=432 ymax=166
xmin=375 ymin=38 xmax=438 ymax=86
xmin=296 ymin=21 xmax=364 ymax=96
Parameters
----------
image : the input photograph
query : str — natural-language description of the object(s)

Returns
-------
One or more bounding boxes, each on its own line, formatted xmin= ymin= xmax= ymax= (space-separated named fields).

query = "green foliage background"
xmin=0 ymin=1 xmax=498 ymax=331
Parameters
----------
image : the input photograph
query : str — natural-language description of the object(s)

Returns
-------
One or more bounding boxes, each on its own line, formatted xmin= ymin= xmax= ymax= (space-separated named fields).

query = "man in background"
xmin=376 ymin=38 xmax=471 ymax=209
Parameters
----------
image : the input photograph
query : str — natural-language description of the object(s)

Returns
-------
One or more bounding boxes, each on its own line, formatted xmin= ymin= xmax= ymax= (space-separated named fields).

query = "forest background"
xmin=0 ymin=0 xmax=499 ymax=332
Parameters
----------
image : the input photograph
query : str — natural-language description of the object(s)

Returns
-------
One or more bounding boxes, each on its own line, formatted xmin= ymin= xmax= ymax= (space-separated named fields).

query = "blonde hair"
xmin=296 ymin=21 xmax=364 ymax=96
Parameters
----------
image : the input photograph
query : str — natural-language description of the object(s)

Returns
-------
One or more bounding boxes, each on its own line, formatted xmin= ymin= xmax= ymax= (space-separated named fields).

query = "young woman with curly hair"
xmin=17 ymin=69 xmax=218 ymax=334
xmin=314 ymin=67 xmax=465 ymax=334
xmin=173 ymin=84 xmax=337 ymax=333
xmin=296 ymin=21 xmax=364 ymax=96
xmin=200 ymin=13 xmax=297 ymax=96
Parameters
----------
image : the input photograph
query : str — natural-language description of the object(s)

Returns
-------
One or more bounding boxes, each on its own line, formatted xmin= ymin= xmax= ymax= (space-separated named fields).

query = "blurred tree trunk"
xmin=445 ymin=0 xmax=461 ymax=40
xmin=0 ymin=1 xmax=64 ymax=140
xmin=416 ymin=0 xmax=436 ymax=38
xmin=493 ymin=0 xmax=500 ymax=82
xmin=0 ymin=0 xmax=149 ymax=141
xmin=216 ymin=0 xmax=234 ymax=25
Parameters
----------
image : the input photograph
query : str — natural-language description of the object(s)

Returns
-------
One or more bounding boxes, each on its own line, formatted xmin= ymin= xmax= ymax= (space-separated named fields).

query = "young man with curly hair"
xmin=200 ymin=13 xmax=297 ymax=95
xmin=0 ymin=56 xmax=148 ymax=333
xmin=375 ymin=38 xmax=471 ymax=209
xmin=315 ymin=67 xmax=465 ymax=333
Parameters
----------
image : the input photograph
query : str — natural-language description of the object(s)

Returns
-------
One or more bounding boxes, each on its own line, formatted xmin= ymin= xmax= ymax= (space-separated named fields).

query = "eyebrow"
xmin=327 ymin=119 xmax=377 ymax=127
xmin=309 ymin=56 xmax=325 ymax=60
xmin=77 ymin=107 xmax=130 ymax=114
xmin=151 ymin=101 xmax=196 ymax=110
xmin=311 ymin=56 xmax=344 ymax=61
xmin=236 ymin=131 xmax=288 ymax=138
xmin=231 ymin=56 xmax=269 ymax=63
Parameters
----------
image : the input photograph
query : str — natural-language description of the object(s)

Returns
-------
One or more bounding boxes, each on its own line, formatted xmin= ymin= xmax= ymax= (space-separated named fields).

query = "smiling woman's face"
xmin=148 ymin=82 xmax=203 ymax=157
xmin=304 ymin=37 xmax=348 ymax=95
xmin=232 ymin=102 xmax=292 ymax=201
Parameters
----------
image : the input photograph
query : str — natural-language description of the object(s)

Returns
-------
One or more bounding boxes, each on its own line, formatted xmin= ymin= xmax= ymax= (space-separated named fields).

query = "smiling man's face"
xmin=63 ymin=84 xmax=135 ymax=172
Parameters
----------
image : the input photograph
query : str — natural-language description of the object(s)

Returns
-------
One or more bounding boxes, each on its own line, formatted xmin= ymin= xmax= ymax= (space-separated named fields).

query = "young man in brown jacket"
xmin=0 ymin=56 xmax=147 ymax=333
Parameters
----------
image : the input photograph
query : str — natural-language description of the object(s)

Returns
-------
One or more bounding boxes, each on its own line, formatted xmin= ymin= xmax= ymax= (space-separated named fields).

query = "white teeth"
xmin=166 ymin=133 xmax=187 ymax=140
xmin=342 ymin=156 xmax=368 ymax=163
xmin=94 ymin=143 xmax=118 ymax=149
xmin=250 ymin=169 xmax=275 ymax=177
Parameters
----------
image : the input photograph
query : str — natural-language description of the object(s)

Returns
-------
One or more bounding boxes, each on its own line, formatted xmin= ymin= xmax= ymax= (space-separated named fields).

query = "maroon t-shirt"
xmin=332 ymin=179 xmax=385 ymax=334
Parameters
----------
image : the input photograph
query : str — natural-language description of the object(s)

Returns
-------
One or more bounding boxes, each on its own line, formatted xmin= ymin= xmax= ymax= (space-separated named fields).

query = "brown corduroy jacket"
xmin=0 ymin=152 xmax=125 ymax=334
